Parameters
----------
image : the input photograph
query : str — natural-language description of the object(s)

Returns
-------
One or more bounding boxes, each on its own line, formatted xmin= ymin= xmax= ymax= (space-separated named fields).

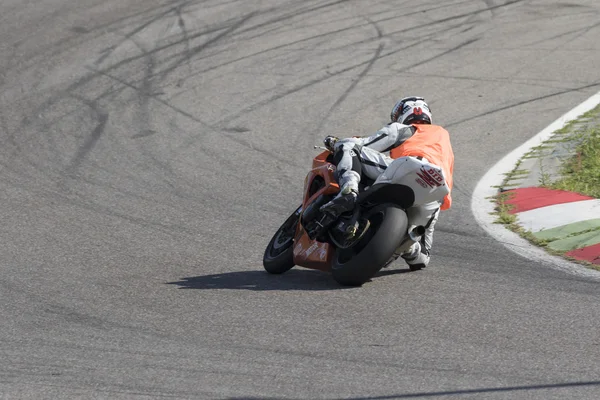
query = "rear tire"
xmin=263 ymin=207 xmax=300 ymax=274
xmin=331 ymin=206 xmax=408 ymax=286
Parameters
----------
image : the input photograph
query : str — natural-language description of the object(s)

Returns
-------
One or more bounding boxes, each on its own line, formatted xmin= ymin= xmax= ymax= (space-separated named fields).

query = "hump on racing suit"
xmin=390 ymin=124 xmax=454 ymax=210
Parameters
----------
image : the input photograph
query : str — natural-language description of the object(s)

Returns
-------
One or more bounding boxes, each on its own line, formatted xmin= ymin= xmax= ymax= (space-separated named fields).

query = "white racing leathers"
xmin=332 ymin=122 xmax=449 ymax=267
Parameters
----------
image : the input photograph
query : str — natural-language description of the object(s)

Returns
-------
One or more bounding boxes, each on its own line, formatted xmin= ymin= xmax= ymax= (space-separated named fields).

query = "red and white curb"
xmin=471 ymin=91 xmax=600 ymax=280
xmin=503 ymin=187 xmax=600 ymax=265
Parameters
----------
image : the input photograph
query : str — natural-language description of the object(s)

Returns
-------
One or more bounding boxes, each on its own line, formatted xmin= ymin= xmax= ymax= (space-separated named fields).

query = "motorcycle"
xmin=262 ymin=146 xmax=449 ymax=286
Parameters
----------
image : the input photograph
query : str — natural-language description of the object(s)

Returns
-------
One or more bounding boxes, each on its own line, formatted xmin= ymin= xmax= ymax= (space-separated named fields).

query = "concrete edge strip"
xmin=471 ymin=90 xmax=600 ymax=280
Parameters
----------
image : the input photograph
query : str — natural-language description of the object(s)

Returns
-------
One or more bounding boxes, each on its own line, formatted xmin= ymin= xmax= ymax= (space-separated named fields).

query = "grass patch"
xmin=493 ymin=192 xmax=517 ymax=225
xmin=505 ymin=169 xmax=530 ymax=177
xmin=549 ymin=126 xmax=600 ymax=198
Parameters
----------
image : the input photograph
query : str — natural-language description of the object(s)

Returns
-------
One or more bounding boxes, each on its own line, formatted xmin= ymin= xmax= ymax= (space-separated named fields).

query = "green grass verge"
xmin=549 ymin=126 xmax=600 ymax=198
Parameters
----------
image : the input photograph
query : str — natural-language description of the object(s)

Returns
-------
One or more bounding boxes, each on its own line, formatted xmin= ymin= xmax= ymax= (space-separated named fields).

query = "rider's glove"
xmin=323 ymin=135 xmax=339 ymax=152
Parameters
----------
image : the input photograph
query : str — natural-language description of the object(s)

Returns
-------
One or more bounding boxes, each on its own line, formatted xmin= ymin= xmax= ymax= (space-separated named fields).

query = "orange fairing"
xmin=302 ymin=159 xmax=340 ymax=209
xmin=312 ymin=150 xmax=333 ymax=169
xmin=292 ymin=226 xmax=334 ymax=272
xmin=293 ymin=151 xmax=339 ymax=271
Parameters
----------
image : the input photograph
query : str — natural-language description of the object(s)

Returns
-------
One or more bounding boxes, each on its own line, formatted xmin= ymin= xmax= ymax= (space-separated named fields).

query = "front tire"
xmin=331 ymin=206 xmax=408 ymax=286
xmin=263 ymin=207 xmax=300 ymax=274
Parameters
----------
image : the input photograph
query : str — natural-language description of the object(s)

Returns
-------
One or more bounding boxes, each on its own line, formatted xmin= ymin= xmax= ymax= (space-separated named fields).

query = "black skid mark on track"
xmin=95 ymin=1 xmax=193 ymax=66
xmin=219 ymin=35 xmax=479 ymax=127
xmin=223 ymin=127 xmax=251 ymax=133
xmin=131 ymin=130 xmax=157 ymax=139
xmin=169 ymin=21 xmax=374 ymax=96
xmin=175 ymin=4 xmax=193 ymax=75
xmin=91 ymin=22 xmax=241 ymax=84
xmin=525 ymin=20 xmax=600 ymax=47
xmin=214 ymin=60 xmax=381 ymax=126
xmin=84 ymin=66 xmax=213 ymax=130
xmin=84 ymin=67 xmax=299 ymax=168
xmin=482 ymin=0 xmax=500 ymax=17
xmin=66 ymin=95 xmax=109 ymax=175
xmin=127 ymin=36 xmax=180 ymax=185
xmin=394 ymin=37 xmax=480 ymax=73
xmin=158 ymin=12 xmax=257 ymax=82
xmin=232 ymin=0 xmax=355 ymax=38
xmin=378 ymin=0 xmax=526 ymax=36
xmin=446 ymin=81 xmax=600 ymax=128
xmin=93 ymin=5 xmax=233 ymax=76
xmin=543 ymin=19 xmax=600 ymax=50
xmin=70 ymin=26 xmax=90 ymax=34
xmin=313 ymin=17 xmax=385 ymax=135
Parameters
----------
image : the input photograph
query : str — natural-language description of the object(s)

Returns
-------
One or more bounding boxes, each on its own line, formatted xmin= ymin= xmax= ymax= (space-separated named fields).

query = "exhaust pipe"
xmin=409 ymin=225 xmax=425 ymax=242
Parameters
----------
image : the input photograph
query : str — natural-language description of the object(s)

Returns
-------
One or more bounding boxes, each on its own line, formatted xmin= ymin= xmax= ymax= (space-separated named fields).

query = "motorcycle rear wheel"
xmin=263 ymin=207 xmax=300 ymax=274
xmin=331 ymin=205 xmax=408 ymax=286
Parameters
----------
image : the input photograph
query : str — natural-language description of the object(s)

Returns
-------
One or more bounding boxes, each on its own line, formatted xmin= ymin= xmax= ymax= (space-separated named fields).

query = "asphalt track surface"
xmin=1 ymin=1 xmax=599 ymax=399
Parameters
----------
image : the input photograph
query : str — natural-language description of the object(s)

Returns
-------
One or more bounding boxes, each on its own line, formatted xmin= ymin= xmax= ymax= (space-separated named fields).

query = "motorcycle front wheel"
xmin=263 ymin=207 xmax=301 ymax=274
xmin=331 ymin=205 xmax=408 ymax=286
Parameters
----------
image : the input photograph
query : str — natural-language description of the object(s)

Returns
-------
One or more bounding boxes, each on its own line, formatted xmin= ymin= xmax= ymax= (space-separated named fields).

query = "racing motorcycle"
xmin=262 ymin=146 xmax=449 ymax=286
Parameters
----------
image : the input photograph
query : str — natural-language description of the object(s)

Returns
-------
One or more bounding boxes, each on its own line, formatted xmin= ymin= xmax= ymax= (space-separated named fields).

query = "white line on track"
xmin=471 ymin=90 xmax=600 ymax=280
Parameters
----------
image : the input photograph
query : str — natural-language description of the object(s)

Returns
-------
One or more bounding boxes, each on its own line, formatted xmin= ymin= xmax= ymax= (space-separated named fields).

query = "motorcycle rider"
xmin=319 ymin=96 xmax=454 ymax=269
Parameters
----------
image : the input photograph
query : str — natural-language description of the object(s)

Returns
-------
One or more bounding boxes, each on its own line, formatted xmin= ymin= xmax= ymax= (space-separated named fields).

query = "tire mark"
xmin=506 ymin=19 xmax=600 ymax=82
xmin=175 ymin=3 xmax=193 ymax=75
xmin=158 ymin=12 xmax=257 ymax=81
xmin=315 ymin=14 xmax=477 ymax=59
xmin=392 ymin=37 xmax=480 ymax=73
xmin=215 ymin=63 xmax=365 ymax=125
xmin=123 ymin=35 xmax=227 ymax=202
xmin=232 ymin=0 xmax=354 ymax=37
xmin=378 ymin=0 xmax=526 ymax=36
xmin=96 ymin=4 xmax=362 ymax=88
xmin=123 ymin=36 xmax=189 ymax=194
xmin=446 ymin=81 xmax=600 ymax=128
xmin=525 ymin=22 xmax=600 ymax=47
xmin=8 ymin=84 xmax=127 ymax=184
xmin=218 ymin=36 xmax=479 ymax=125
xmin=83 ymin=62 xmax=243 ymax=177
xmin=84 ymin=65 xmax=300 ymax=167
xmin=544 ymin=20 xmax=600 ymax=48
xmin=95 ymin=2 xmax=190 ymax=66
xmin=65 ymin=95 xmax=109 ymax=175
xmin=482 ymin=0 xmax=500 ymax=17
xmin=393 ymin=71 xmax=577 ymax=90
xmin=313 ymin=18 xmax=384 ymax=135
xmin=169 ymin=21 xmax=373 ymax=92
xmin=90 ymin=22 xmax=239 ymax=78
xmin=75 ymin=2 xmax=185 ymax=34
xmin=84 ymin=66 xmax=213 ymax=130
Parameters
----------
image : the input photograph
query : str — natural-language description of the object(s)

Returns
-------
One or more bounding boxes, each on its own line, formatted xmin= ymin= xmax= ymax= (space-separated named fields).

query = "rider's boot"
xmin=401 ymin=241 xmax=430 ymax=269
xmin=320 ymin=187 xmax=358 ymax=216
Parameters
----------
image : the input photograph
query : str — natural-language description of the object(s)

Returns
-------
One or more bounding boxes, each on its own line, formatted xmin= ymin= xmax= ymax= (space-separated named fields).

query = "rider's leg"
xmin=357 ymin=146 xmax=394 ymax=183
xmin=320 ymin=142 xmax=362 ymax=215
xmin=321 ymin=144 xmax=393 ymax=215
xmin=401 ymin=202 xmax=441 ymax=269
xmin=334 ymin=142 xmax=362 ymax=195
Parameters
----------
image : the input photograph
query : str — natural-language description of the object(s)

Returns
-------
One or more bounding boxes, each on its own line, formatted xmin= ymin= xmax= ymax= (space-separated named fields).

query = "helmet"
xmin=390 ymin=96 xmax=432 ymax=125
